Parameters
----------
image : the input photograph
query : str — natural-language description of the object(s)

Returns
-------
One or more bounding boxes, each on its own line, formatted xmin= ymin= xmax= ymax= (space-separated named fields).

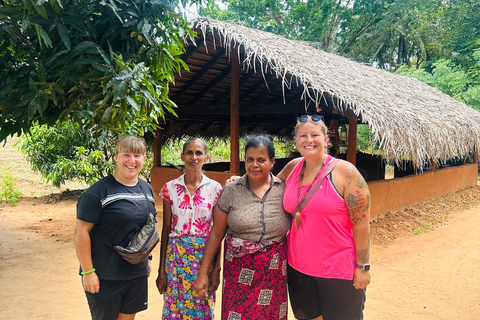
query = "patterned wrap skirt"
xmin=222 ymin=236 xmax=288 ymax=320
xmin=163 ymin=236 xmax=215 ymax=320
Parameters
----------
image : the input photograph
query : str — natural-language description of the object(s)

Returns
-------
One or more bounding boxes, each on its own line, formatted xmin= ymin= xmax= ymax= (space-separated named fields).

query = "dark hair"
xmin=182 ymin=137 xmax=208 ymax=154
xmin=244 ymin=134 xmax=275 ymax=160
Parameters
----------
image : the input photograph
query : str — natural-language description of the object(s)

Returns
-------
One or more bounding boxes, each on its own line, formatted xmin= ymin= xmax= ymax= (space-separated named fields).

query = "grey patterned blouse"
xmin=217 ymin=172 xmax=291 ymax=243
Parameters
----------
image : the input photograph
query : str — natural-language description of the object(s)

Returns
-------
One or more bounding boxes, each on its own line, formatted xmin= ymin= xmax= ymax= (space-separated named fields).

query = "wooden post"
xmin=230 ymin=49 xmax=240 ymax=174
xmin=430 ymin=159 xmax=437 ymax=172
xmin=153 ymin=128 xmax=162 ymax=167
xmin=346 ymin=115 xmax=358 ymax=166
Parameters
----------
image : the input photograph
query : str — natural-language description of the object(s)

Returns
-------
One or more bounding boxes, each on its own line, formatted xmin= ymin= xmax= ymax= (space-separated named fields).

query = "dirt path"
xmin=2 ymin=138 xmax=480 ymax=319
xmin=367 ymin=205 xmax=480 ymax=319
xmin=0 ymin=191 xmax=479 ymax=320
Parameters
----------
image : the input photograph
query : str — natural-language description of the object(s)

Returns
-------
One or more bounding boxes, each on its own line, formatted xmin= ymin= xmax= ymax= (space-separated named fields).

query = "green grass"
xmin=413 ymin=225 xmax=433 ymax=235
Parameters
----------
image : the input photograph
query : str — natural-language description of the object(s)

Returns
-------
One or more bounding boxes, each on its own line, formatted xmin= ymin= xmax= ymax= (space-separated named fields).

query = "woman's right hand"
xmin=193 ymin=272 xmax=210 ymax=299
xmin=82 ymin=272 xmax=100 ymax=294
xmin=156 ymin=270 xmax=167 ymax=294
xmin=226 ymin=175 xmax=241 ymax=184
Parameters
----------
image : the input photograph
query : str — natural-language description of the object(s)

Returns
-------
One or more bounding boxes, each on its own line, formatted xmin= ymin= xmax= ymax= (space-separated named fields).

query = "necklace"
xmin=295 ymin=158 xmax=325 ymax=228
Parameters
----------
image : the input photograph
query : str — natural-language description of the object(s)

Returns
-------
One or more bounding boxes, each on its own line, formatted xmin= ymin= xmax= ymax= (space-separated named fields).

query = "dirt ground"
xmin=1 ymin=140 xmax=480 ymax=319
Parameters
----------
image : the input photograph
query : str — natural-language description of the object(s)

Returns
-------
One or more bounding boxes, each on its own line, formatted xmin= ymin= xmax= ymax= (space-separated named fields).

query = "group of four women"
xmin=74 ymin=115 xmax=371 ymax=320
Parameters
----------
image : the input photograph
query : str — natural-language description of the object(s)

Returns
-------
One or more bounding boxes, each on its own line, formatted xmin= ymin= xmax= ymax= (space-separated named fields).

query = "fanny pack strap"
xmin=138 ymin=181 xmax=153 ymax=214
xmin=291 ymin=158 xmax=340 ymax=215
xmin=97 ymin=181 xmax=153 ymax=248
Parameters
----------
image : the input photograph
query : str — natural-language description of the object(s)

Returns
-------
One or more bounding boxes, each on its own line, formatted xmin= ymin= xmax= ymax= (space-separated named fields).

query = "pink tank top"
xmin=283 ymin=156 xmax=355 ymax=280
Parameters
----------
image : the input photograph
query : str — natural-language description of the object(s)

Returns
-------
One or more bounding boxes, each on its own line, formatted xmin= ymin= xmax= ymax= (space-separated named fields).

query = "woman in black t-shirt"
xmin=74 ymin=136 xmax=156 ymax=320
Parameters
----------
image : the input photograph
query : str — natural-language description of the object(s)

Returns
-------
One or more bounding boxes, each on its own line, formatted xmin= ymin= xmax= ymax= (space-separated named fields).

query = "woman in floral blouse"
xmin=156 ymin=137 xmax=222 ymax=320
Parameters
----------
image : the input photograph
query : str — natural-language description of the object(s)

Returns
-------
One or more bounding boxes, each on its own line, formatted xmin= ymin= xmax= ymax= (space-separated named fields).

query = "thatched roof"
xmin=163 ymin=18 xmax=480 ymax=169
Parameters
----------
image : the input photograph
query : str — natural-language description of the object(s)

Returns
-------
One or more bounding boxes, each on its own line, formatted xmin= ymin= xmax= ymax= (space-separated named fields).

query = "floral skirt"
xmin=222 ymin=240 xmax=288 ymax=320
xmin=163 ymin=236 xmax=215 ymax=320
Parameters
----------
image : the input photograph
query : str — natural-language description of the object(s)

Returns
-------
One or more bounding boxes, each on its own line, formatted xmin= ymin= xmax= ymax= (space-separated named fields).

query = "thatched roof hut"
xmin=152 ymin=18 xmax=479 ymax=217
xmin=160 ymin=18 xmax=480 ymax=170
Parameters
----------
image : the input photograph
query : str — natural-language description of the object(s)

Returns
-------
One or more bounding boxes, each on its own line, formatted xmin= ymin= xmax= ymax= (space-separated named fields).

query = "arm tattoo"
xmin=353 ymin=227 xmax=370 ymax=264
xmin=356 ymin=247 xmax=370 ymax=264
xmin=346 ymin=191 xmax=365 ymax=222
xmin=345 ymin=165 xmax=356 ymax=188
xmin=356 ymin=174 xmax=368 ymax=189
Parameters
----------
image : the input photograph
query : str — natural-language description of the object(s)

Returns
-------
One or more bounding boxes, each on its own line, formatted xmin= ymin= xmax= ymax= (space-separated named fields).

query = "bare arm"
xmin=156 ymin=199 xmax=172 ymax=294
xmin=338 ymin=161 xmax=371 ymax=289
xmin=208 ymin=209 xmax=224 ymax=295
xmin=74 ymin=219 xmax=99 ymax=294
xmin=276 ymin=157 xmax=302 ymax=181
xmin=193 ymin=205 xmax=228 ymax=299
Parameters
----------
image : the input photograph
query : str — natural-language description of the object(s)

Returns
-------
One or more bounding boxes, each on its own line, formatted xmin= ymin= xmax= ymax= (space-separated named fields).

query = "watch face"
xmin=364 ymin=264 xmax=371 ymax=271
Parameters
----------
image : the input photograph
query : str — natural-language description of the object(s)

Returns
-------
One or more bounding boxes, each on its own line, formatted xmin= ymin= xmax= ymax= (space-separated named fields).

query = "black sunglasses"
xmin=297 ymin=115 xmax=324 ymax=123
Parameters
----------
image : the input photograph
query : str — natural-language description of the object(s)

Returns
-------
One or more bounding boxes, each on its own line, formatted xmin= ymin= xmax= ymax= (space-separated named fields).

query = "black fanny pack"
xmin=113 ymin=212 xmax=159 ymax=264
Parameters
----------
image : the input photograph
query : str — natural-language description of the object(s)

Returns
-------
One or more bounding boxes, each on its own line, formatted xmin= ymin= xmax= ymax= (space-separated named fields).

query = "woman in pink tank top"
xmin=276 ymin=115 xmax=371 ymax=320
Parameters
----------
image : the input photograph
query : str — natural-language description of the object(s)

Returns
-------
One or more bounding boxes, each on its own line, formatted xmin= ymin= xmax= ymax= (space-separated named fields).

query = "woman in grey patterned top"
xmin=193 ymin=134 xmax=291 ymax=320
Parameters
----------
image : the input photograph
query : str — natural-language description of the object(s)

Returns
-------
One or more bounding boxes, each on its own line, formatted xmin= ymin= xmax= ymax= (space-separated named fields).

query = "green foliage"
xmin=202 ymin=0 xmax=347 ymax=48
xmin=0 ymin=170 xmax=23 ymax=204
xmin=356 ymin=124 xmax=379 ymax=152
xmin=397 ymin=54 xmax=480 ymax=110
xmin=18 ymin=121 xmax=115 ymax=187
xmin=161 ymin=136 xmax=296 ymax=165
xmin=413 ymin=225 xmax=433 ymax=235
xmin=18 ymin=121 xmax=154 ymax=187
xmin=0 ymin=0 xmax=198 ymax=141
xmin=206 ymin=0 xmax=479 ymax=73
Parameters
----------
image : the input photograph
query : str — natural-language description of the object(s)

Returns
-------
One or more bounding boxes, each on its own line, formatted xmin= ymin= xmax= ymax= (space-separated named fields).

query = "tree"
xmin=397 ymin=51 xmax=480 ymax=111
xmin=201 ymin=0 xmax=348 ymax=49
xmin=0 ymin=0 xmax=202 ymax=142
xmin=18 ymin=121 xmax=154 ymax=187
xmin=206 ymin=0 xmax=477 ymax=71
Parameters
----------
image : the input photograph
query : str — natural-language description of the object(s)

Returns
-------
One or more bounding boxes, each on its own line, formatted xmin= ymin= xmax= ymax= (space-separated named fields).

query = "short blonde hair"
xmin=115 ymin=136 xmax=146 ymax=155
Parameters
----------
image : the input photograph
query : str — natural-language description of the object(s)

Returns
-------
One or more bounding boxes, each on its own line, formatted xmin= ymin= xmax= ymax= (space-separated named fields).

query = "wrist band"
xmin=81 ymin=268 xmax=96 ymax=275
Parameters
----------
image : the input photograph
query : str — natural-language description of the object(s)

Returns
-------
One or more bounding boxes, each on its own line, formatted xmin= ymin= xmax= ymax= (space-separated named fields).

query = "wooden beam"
xmin=182 ymin=120 xmax=196 ymax=130
xmin=173 ymin=103 xmax=306 ymax=116
xmin=212 ymin=63 xmax=259 ymax=105
xmin=180 ymin=36 xmax=205 ymax=61
xmin=430 ymin=159 xmax=437 ymax=172
xmin=171 ymin=48 xmax=226 ymax=101
xmin=265 ymin=77 xmax=289 ymax=105
xmin=186 ymin=65 xmax=232 ymax=106
xmin=347 ymin=115 xmax=357 ymax=166
xmin=153 ymin=128 xmax=162 ymax=167
xmin=240 ymin=77 xmax=268 ymax=102
xmin=230 ymin=49 xmax=240 ymax=174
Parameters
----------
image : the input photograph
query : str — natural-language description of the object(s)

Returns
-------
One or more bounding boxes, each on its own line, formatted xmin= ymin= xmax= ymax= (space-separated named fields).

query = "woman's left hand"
xmin=208 ymin=268 xmax=221 ymax=296
xmin=193 ymin=272 xmax=210 ymax=299
xmin=353 ymin=268 xmax=370 ymax=289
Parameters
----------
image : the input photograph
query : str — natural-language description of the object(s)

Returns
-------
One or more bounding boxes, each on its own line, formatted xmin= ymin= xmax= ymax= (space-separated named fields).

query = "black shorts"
xmin=288 ymin=265 xmax=366 ymax=320
xmin=85 ymin=276 xmax=148 ymax=320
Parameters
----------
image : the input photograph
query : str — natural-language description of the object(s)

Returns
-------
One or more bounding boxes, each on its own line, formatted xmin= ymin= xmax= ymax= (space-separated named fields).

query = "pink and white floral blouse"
xmin=161 ymin=174 xmax=222 ymax=237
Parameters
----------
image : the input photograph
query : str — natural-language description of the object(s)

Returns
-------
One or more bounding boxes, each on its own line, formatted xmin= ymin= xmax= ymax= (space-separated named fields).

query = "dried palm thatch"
xmin=193 ymin=18 xmax=480 ymax=170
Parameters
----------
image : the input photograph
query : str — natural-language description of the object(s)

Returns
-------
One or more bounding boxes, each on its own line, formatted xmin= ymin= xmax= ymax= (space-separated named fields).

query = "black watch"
xmin=148 ymin=255 xmax=153 ymax=260
xmin=355 ymin=260 xmax=370 ymax=271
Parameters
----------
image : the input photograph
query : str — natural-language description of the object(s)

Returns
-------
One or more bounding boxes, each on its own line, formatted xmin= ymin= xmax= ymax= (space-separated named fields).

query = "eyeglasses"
xmin=297 ymin=115 xmax=324 ymax=123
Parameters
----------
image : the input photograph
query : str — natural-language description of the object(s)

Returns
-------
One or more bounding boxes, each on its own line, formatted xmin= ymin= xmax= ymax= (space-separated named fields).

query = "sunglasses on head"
xmin=297 ymin=115 xmax=324 ymax=123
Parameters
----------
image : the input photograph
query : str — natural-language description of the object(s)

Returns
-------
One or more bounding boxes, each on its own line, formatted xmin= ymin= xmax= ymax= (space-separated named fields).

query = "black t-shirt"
xmin=76 ymin=175 xmax=156 ymax=280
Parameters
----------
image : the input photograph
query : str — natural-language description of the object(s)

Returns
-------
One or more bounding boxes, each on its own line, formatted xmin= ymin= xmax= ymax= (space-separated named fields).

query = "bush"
xmin=0 ymin=171 xmax=23 ymax=204
xmin=18 ymin=122 xmax=114 ymax=187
